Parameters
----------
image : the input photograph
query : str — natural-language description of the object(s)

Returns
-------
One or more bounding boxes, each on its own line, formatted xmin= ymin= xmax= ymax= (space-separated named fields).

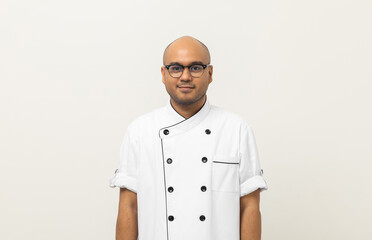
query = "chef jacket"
xmin=109 ymin=95 xmax=268 ymax=240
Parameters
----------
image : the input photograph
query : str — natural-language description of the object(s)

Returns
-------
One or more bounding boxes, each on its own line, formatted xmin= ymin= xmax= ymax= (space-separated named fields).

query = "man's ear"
xmin=161 ymin=66 xmax=165 ymax=84
xmin=208 ymin=65 xmax=213 ymax=84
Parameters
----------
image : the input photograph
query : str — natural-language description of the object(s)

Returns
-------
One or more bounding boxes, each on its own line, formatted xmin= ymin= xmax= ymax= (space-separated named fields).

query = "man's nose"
xmin=180 ymin=67 xmax=192 ymax=80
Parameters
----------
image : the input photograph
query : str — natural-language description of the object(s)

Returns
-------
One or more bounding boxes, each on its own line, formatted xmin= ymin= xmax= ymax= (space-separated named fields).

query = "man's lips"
xmin=178 ymin=85 xmax=194 ymax=92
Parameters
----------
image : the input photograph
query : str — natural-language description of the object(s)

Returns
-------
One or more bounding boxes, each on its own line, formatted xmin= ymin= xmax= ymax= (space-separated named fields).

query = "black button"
xmin=199 ymin=215 xmax=206 ymax=221
xmin=205 ymin=129 xmax=211 ymax=134
xmin=163 ymin=129 xmax=169 ymax=135
xmin=201 ymin=186 xmax=207 ymax=192
xmin=168 ymin=215 xmax=174 ymax=221
xmin=168 ymin=186 xmax=174 ymax=193
xmin=167 ymin=158 xmax=173 ymax=164
xmin=202 ymin=157 xmax=208 ymax=163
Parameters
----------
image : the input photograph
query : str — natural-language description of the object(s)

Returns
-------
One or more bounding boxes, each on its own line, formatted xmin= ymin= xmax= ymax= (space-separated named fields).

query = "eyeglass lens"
xmin=168 ymin=65 xmax=205 ymax=78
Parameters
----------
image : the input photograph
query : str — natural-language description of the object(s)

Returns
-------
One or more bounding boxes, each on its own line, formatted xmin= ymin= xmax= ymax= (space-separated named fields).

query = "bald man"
xmin=109 ymin=36 xmax=268 ymax=240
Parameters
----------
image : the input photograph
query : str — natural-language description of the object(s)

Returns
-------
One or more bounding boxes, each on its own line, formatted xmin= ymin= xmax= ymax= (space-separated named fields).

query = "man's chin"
xmin=171 ymin=94 xmax=205 ymax=106
xmin=171 ymin=95 xmax=196 ymax=105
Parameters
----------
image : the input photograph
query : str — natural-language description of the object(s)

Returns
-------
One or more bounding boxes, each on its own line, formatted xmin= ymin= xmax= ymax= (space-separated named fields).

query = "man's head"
xmin=161 ymin=36 xmax=213 ymax=106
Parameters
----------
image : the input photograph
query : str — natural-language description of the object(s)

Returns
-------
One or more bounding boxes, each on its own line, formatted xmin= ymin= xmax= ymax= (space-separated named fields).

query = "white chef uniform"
xmin=109 ymin=95 xmax=268 ymax=240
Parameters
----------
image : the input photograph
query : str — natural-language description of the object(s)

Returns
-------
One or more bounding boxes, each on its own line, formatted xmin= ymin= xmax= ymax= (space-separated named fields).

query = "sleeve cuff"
xmin=240 ymin=175 xmax=268 ymax=197
xmin=108 ymin=172 xmax=137 ymax=193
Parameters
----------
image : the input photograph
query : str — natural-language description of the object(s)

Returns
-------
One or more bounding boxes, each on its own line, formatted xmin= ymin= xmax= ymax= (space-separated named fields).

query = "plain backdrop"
xmin=1 ymin=0 xmax=371 ymax=239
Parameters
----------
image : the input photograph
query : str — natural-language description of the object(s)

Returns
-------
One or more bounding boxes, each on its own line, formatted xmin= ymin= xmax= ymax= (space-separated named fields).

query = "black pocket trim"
xmin=212 ymin=161 xmax=239 ymax=164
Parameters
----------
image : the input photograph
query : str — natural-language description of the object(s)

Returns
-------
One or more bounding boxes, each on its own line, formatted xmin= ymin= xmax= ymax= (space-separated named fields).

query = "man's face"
xmin=161 ymin=39 xmax=213 ymax=106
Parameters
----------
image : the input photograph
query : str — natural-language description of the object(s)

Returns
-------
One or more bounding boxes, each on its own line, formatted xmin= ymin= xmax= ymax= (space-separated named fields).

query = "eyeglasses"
xmin=164 ymin=63 xmax=210 ymax=78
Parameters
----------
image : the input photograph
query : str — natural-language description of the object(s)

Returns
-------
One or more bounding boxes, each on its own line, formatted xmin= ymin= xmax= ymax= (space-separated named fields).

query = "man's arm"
xmin=116 ymin=188 xmax=138 ymax=240
xmin=240 ymin=189 xmax=262 ymax=240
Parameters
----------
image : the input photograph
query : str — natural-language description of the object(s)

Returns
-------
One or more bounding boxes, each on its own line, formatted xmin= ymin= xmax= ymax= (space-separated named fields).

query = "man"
xmin=109 ymin=36 xmax=268 ymax=240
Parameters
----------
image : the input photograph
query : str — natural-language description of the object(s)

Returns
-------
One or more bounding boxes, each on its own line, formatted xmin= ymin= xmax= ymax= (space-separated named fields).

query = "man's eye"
xmin=170 ymin=66 xmax=182 ymax=72
xmin=190 ymin=65 xmax=202 ymax=72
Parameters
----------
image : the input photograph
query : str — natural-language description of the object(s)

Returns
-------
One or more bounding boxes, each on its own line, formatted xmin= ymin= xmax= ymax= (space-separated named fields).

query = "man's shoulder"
xmin=126 ymin=105 xmax=165 ymax=131
xmin=210 ymin=104 xmax=252 ymax=128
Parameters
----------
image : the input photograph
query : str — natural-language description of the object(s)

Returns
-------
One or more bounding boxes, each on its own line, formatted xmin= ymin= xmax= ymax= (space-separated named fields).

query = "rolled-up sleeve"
xmin=108 ymin=124 xmax=139 ymax=193
xmin=239 ymin=122 xmax=268 ymax=197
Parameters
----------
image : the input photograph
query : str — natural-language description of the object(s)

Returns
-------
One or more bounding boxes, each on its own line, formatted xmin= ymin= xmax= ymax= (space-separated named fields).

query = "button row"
xmin=167 ymin=186 xmax=207 ymax=193
xmin=166 ymin=157 xmax=208 ymax=164
xmin=168 ymin=215 xmax=206 ymax=221
xmin=162 ymin=128 xmax=211 ymax=135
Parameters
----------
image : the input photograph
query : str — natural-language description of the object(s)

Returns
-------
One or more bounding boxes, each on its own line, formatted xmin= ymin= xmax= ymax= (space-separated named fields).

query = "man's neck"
xmin=170 ymin=96 xmax=206 ymax=119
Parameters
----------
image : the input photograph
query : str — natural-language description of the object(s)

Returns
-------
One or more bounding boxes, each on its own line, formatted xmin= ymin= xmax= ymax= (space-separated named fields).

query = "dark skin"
xmin=240 ymin=189 xmax=262 ymax=240
xmin=161 ymin=36 xmax=213 ymax=119
xmin=115 ymin=36 xmax=262 ymax=240
xmin=116 ymin=188 xmax=137 ymax=240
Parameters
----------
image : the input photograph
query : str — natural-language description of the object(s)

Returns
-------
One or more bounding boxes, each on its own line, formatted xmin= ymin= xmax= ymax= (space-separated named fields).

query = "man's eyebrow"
xmin=167 ymin=62 xmax=181 ymax=66
xmin=189 ymin=61 xmax=206 ymax=65
xmin=167 ymin=61 xmax=206 ymax=66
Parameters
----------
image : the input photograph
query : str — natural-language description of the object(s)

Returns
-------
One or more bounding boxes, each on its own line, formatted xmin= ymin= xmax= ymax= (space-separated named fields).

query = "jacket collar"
xmin=159 ymin=95 xmax=211 ymax=138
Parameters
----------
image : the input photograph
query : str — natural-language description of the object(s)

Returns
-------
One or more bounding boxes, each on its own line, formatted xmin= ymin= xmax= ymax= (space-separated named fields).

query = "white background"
xmin=1 ymin=0 xmax=371 ymax=239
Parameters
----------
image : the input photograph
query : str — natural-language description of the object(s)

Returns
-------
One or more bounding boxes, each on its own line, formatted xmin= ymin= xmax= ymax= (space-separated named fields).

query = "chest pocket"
xmin=211 ymin=155 xmax=240 ymax=193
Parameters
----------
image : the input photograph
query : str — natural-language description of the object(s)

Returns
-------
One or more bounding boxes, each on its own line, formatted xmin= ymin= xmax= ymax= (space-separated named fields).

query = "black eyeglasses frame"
xmin=164 ymin=63 xmax=210 ymax=78
xmin=164 ymin=63 xmax=210 ymax=70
